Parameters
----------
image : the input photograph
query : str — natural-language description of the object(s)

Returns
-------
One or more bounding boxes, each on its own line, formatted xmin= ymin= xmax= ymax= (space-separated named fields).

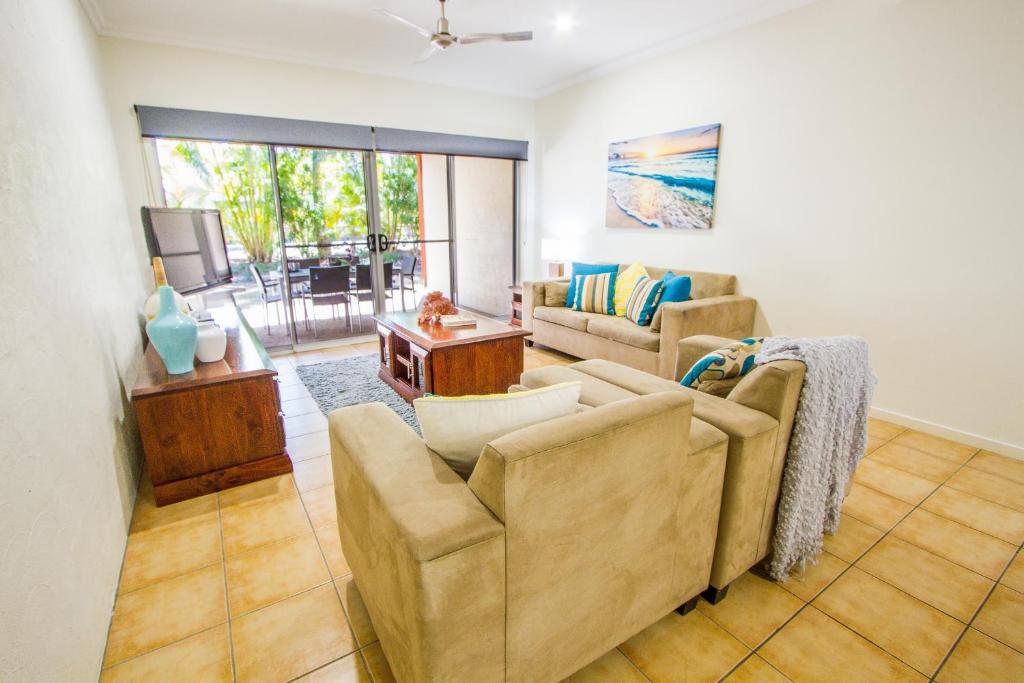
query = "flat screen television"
xmin=141 ymin=207 xmax=232 ymax=293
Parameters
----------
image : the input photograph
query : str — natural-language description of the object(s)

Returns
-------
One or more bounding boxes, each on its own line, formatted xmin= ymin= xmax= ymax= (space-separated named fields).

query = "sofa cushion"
xmin=519 ymin=365 xmax=638 ymax=407
xmin=413 ymin=381 xmax=582 ymax=479
xmin=533 ymin=305 xmax=602 ymax=332
xmin=613 ymin=261 xmax=648 ymax=316
xmin=681 ymin=337 xmax=764 ymax=389
xmin=624 ymin=276 xmax=665 ymax=327
xmin=564 ymin=262 xmax=619 ymax=308
xmin=586 ymin=316 xmax=661 ymax=352
xmin=544 ymin=281 xmax=569 ymax=307
xmin=572 ymin=272 xmax=617 ymax=314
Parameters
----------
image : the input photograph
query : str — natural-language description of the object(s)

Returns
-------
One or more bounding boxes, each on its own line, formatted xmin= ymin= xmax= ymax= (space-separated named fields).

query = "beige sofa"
xmin=523 ymin=265 xmax=756 ymax=379
xmin=330 ymin=392 xmax=728 ymax=682
xmin=520 ymin=335 xmax=805 ymax=603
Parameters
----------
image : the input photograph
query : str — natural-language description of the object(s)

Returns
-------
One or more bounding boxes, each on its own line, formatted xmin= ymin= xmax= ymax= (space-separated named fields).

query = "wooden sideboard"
xmin=131 ymin=306 xmax=291 ymax=506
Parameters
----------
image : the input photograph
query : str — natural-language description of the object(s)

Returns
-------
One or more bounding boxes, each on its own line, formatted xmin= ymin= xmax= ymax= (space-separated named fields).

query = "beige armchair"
xmin=519 ymin=335 xmax=806 ymax=604
xmin=329 ymin=392 xmax=727 ymax=682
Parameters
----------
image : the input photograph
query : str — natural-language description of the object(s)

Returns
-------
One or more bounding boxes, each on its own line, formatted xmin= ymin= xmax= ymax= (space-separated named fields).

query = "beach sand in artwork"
xmin=605 ymin=188 xmax=651 ymax=229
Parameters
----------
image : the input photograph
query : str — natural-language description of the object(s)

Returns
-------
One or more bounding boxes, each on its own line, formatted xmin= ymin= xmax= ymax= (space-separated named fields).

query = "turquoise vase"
xmin=146 ymin=286 xmax=198 ymax=374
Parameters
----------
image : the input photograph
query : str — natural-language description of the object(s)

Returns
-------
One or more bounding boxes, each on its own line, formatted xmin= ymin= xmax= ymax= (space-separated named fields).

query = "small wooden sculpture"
xmin=418 ymin=291 xmax=457 ymax=325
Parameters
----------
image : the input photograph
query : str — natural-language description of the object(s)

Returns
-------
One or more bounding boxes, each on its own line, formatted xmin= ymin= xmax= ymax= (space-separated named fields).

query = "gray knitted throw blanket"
xmin=756 ymin=336 xmax=876 ymax=580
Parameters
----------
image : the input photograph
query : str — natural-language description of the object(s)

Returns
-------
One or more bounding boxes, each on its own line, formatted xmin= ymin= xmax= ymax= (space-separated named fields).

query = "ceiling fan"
xmin=378 ymin=0 xmax=533 ymax=62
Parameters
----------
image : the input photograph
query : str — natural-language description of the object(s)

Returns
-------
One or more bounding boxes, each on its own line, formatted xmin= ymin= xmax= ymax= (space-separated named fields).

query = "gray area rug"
xmin=296 ymin=354 xmax=420 ymax=432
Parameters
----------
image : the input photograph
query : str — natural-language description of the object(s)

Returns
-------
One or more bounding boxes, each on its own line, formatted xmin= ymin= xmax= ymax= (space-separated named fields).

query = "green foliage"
xmin=163 ymin=141 xmax=276 ymax=263
xmin=159 ymin=141 xmax=420 ymax=263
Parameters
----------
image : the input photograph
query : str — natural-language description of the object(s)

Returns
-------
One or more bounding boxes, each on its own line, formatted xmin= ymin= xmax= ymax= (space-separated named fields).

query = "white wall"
xmin=0 ymin=1 xmax=146 ymax=680
xmin=533 ymin=0 xmax=1024 ymax=455
xmin=97 ymin=37 xmax=536 ymax=273
xmin=454 ymin=157 xmax=516 ymax=316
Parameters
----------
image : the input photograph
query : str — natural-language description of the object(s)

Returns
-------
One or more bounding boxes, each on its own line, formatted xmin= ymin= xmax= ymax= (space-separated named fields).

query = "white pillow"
xmin=414 ymin=382 xmax=583 ymax=479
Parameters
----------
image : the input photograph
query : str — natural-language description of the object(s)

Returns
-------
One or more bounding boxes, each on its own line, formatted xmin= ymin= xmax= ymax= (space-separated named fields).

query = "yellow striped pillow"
xmin=613 ymin=261 xmax=649 ymax=316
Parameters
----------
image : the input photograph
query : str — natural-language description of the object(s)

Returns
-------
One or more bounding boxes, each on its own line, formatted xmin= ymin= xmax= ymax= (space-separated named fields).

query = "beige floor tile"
xmin=280 ymin=382 xmax=313 ymax=402
xmin=813 ymin=567 xmax=964 ymax=676
xmin=779 ymin=551 xmax=848 ymax=602
xmin=869 ymin=442 xmax=961 ymax=483
xmin=865 ymin=433 xmax=888 ymax=455
xmin=119 ymin=509 xmax=221 ymax=593
xmin=361 ymin=642 xmax=397 ymax=683
xmin=218 ymin=473 xmax=297 ymax=508
xmin=288 ymin=430 xmax=331 ymax=462
xmin=317 ymin=523 xmax=351 ymax=577
xmin=286 ymin=411 xmax=329 ymax=439
xmin=946 ymin=467 xmax=1024 ymax=512
xmin=232 ymin=583 xmax=356 ymax=683
xmin=294 ymin=652 xmax=373 ymax=683
xmin=854 ymin=459 xmax=939 ymax=505
xmin=335 ymin=575 xmax=377 ymax=647
xmin=620 ymin=611 xmax=749 ymax=683
xmin=294 ymin=455 xmax=334 ymax=493
xmin=892 ymin=431 xmax=977 ymax=464
xmin=891 ymin=508 xmax=1016 ymax=580
xmin=937 ymin=627 xmax=1024 ymax=682
xmin=760 ymin=606 xmax=925 ymax=682
xmin=868 ymin=417 xmax=906 ymax=441
xmin=842 ymin=483 xmax=913 ymax=530
xmin=973 ymin=585 xmax=1024 ymax=653
xmin=724 ymin=654 xmax=788 ymax=682
xmin=104 ymin=565 xmax=227 ymax=667
xmin=220 ymin=489 xmax=312 ymax=557
xmin=697 ymin=571 xmax=803 ymax=648
xmin=282 ymin=396 xmax=322 ymax=418
xmin=968 ymin=450 xmax=1024 ymax=485
xmin=130 ymin=477 xmax=218 ymax=534
xmin=856 ymin=535 xmax=993 ymax=622
xmin=226 ymin=533 xmax=330 ymax=616
xmin=1001 ymin=552 xmax=1024 ymax=592
xmin=563 ymin=648 xmax=648 ymax=682
xmin=921 ymin=486 xmax=1024 ymax=545
xmin=100 ymin=625 xmax=232 ymax=683
xmin=822 ymin=513 xmax=885 ymax=563
xmin=303 ymin=484 xmax=339 ymax=529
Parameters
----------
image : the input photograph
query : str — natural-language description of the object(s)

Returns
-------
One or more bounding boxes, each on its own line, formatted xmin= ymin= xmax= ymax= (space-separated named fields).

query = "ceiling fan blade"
xmin=376 ymin=9 xmax=432 ymax=39
xmin=457 ymin=31 xmax=533 ymax=45
xmin=414 ymin=45 xmax=441 ymax=64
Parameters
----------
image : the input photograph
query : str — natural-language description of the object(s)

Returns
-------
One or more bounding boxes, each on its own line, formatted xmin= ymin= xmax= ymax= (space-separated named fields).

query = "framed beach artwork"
xmin=606 ymin=123 xmax=721 ymax=230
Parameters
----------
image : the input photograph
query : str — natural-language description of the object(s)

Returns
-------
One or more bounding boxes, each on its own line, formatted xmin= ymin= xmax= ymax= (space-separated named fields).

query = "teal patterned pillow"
xmin=681 ymin=338 xmax=765 ymax=388
xmin=624 ymin=276 xmax=665 ymax=326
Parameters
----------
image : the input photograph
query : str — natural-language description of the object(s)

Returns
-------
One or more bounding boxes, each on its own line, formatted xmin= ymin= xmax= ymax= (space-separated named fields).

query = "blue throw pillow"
xmin=564 ymin=262 xmax=619 ymax=308
xmin=681 ymin=338 xmax=764 ymax=389
xmin=659 ymin=271 xmax=692 ymax=304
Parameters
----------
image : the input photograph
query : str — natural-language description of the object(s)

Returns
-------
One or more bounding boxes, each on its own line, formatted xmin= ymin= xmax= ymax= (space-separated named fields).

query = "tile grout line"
xmin=716 ymin=429 xmax=908 ymax=680
xmin=931 ymin=542 xmax=1024 ymax=681
xmin=615 ymin=645 xmax=654 ymax=682
xmin=728 ymin=435 xmax=981 ymax=679
xmin=215 ymin=494 xmax=238 ymax=683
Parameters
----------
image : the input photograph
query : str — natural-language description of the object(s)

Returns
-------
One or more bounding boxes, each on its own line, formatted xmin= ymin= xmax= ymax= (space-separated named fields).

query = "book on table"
xmin=440 ymin=314 xmax=477 ymax=328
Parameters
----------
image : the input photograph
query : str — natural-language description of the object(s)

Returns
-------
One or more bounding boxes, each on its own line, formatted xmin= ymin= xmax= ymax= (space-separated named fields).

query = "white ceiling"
xmin=82 ymin=0 xmax=815 ymax=98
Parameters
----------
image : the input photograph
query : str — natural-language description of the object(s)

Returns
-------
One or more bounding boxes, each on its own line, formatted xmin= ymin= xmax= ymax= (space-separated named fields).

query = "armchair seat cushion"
xmin=533 ymin=305 xmax=602 ymax=332
xmin=586 ymin=316 xmax=661 ymax=352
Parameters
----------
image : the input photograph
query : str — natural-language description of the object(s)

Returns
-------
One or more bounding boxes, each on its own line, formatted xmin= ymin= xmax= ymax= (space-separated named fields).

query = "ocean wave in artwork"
xmin=608 ymin=171 xmax=713 ymax=230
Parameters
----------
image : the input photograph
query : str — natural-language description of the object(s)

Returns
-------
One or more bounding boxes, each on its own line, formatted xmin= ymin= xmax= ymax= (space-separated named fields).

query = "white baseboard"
xmin=870 ymin=406 xmax=1024 ymax=461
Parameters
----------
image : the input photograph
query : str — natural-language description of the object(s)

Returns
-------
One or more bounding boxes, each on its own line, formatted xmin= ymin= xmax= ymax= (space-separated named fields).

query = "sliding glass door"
xmin=153 ymin=135 xmax=520 ymax=350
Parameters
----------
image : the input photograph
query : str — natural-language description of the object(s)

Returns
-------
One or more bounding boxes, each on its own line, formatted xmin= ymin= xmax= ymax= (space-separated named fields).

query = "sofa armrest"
xmin=521 ymin=279 xmax=569 ymax=331
xmin=330 ymin=403 xmax=506 ymax=681
xmin=656 ymin=296 xmax=757 ymax=379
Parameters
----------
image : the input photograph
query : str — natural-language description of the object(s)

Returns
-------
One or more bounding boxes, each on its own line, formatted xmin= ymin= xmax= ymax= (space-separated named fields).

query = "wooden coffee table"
xmin=374 ymin=310 xmax=531 ymax=402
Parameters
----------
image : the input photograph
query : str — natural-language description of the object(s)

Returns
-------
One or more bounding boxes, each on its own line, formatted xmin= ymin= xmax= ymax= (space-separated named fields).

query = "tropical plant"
xmin=160 ymin=141 xmax=276 ymax=263
xmin=377 ymin=153 xmax=419 ymax=242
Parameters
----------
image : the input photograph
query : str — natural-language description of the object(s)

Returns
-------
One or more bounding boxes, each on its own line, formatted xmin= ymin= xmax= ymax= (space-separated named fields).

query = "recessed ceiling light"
xmin=554 ymin=14 xmax=575 ymax=32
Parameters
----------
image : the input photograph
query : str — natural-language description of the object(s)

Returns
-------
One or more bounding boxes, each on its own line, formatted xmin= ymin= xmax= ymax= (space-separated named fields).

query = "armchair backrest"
xmin=467 ymin=392 xmax=696 ymax=682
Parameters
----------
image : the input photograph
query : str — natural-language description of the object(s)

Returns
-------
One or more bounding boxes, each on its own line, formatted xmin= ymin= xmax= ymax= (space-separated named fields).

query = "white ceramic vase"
xmin=195 ymin=321 xmax=227 ymax=363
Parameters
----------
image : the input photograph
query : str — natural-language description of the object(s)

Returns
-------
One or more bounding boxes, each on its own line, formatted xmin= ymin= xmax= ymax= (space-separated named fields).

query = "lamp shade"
xmin=540 ymin=237 xmax=565 ymax=262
